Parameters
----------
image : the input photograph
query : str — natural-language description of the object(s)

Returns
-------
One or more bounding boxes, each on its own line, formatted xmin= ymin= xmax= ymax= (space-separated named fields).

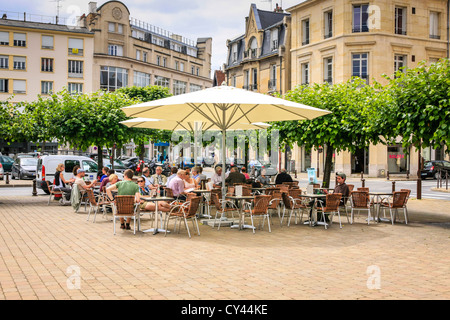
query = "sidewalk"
xmin=0 ymin=192 xmax=449 ymax=300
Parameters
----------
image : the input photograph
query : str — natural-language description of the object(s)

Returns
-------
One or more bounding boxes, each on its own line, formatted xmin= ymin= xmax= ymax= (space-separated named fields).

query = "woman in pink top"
xmin=241 ymin=167 xmax=250 ymax=180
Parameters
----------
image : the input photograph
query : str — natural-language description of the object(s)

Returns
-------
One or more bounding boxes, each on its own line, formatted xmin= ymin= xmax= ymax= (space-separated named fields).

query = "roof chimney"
xmin=88 ymin=2 xmax=97 ymax=14
xmin=274 ymin=3 xmax=283 ymax=13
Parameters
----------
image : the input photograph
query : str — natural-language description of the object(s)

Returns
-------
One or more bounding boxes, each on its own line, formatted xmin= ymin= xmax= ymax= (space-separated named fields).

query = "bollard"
xmin=392 ymin=181 xmax=396 ymax=193
xmin=294 ymin=170 xmax=297 ymax=179
xmin=361 ymin=178 xmax=365 ymax=188
xmin=386 ymin=170 xmax=390 ymax=180
xmin=32 ymin=179 xmax=37 ymax=196
xmin=406 ymin=170 xmax=410 ymax=180
xmin=5 ymin=172 xmax=9 ymax=185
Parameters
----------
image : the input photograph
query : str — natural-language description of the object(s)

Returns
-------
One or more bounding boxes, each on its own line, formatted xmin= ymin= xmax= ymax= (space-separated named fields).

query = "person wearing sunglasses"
xmin=137 ymin=178 xmax=170 ymax=212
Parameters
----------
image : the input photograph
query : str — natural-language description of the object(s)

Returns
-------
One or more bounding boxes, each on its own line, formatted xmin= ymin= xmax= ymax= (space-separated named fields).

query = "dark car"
xmin=248 ymin=159 xmax=278 ymax=177
xmin=0 ymin=155 xmax=14 ymax=172
xmin=101 ymin=158 xmax=128 ymax=173
xmin=215 ymin=157 xmax=244 ymax=172
xmin=12 ymin=157 xmax=38 ymax=179
xmin=421 ymin=160 xmax=450 ymax=179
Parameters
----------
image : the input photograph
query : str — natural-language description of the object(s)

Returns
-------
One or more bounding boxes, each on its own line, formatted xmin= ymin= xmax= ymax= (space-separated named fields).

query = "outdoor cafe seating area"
xmin=46 ymin=176 xmax=412 ymax=238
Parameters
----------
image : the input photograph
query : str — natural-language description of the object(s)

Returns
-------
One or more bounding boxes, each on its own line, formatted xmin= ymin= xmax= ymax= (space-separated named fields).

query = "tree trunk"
xmin=322 ymin=144 xmax=333 ymax=188
xmin=139 ymin=142 xmax=145 ymax=161
xmin=97 ymin=147 xmax=103 ymax=171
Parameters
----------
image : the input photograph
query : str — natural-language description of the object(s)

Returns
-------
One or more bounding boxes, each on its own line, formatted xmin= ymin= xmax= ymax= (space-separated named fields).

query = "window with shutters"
xmin=0 ymin=55 xmax=8 ymax=69
xmin=42 ymin=35 xmax=54 ymax=49
xmin=13 ymin=33 xmax=26 ymax=47
xmin=13 ymin=79 xmax=26 ymax=94
xmin=68 ymin=82 xmax=83 ymax=94
xmin=41 ymin=58 xmax=54 ymax=72
xmin=0 ymin=31 xmax=9 ymax=46
xmin=68 ymin=38 xmax=83 ymax=56
xmin=41 ymin=81 xmax=53 ymax=95
xmin=68 ymin=60 xmax=83 ymax=78
xmin=13 ymin=56 xmax=26 ymax=70
xmin=0 ymin=79 xmax=8 ymax=93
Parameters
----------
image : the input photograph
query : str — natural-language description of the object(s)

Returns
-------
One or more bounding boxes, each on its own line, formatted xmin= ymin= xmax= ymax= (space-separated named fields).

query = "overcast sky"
xmin=1 ymin=0 xmax=304 ymax=78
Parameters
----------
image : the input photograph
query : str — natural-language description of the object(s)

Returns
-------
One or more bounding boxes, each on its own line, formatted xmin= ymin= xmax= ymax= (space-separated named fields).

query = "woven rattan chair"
xmin=243 ymin=195 xmax=272 ymax=233
xmin=86 ymin=189 xmax=112 ymax=222
xmin=264 ymin=187 xmax=280 ymax=195
xmin=268 ymin=192 xmax=282 ymax=226
xmin=350 ymin=191 xmax=372 ymax=225
xmin=164 ymin=196 xmax=202 ymax=238
xmin=113 ymin=195 xmax=140 ymax=235
xmin=357 ymin=187 xmax=369 ymax=192
xmin=380 ymin=191 xmax=409 ymax=225
xmin=46 ymin=180 xmax=63 ymax=205
xmin=211 ymin=192 xmax=239 ymax=230
xmin=281 ymin=191 xmax=308 ymax=227
xmin=316 ymin=193 xmax=343 ymax=229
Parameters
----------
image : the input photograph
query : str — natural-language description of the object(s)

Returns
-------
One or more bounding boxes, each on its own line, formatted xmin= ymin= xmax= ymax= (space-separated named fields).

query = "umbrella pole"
xmin=221 ymin=129 xmax=226 ymax=204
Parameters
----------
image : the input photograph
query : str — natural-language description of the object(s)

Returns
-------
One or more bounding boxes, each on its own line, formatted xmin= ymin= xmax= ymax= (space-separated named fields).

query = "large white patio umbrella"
xmin=121 ymin=85 xmax=331 ymax=199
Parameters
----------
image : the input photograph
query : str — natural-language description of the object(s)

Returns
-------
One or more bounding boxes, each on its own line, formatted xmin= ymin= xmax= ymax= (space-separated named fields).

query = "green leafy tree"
xmin=116 ymin=86 xmax=172 ymax=160
xmin=382 ymin=59 xmax=450 ymax=155
xmin=271 ymin=78 xmax=391 ymax=187
xmin=0 ymin=98 xmax=28 ymax=144
xmin=51 ymin=89 xmax=138 ymax=168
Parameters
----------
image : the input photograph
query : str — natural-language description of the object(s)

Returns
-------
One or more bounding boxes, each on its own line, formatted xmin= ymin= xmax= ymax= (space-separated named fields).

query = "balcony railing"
xmin=430 ymin=34 xmax=441 ymax=40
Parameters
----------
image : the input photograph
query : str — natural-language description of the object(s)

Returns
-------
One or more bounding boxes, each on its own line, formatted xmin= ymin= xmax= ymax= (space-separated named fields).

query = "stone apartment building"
xmin=81 ymin=1 xmax=212 ymax=95
xmin=0 ymin=12 xmax=94 ymax=154
xmin=225 ymin=0 xmax=449 ymax=177
xmin=0 ymin=0 xmax=213 ymax=156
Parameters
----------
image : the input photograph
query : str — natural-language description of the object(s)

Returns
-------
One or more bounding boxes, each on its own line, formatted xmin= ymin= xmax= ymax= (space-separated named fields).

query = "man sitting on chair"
xmin=106 ymin=169 xmax=140 ymax=230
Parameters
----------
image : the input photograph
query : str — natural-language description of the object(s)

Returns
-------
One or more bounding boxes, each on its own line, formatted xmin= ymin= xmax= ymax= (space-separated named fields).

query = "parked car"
xmin=37 ymin=155 xmax=99 ymax=194
xmin=0 ymin=155 xmax=14 ymax=172
xmin=11 ymin=157 xmax=38 ymax=180
xmin=421 ymin=160 xmax=450 ymax=179
xmin=101 ymin=158 xmax=127 ymax=174
xmin=0 ymin=164 xmax=4 ymax=180
xmin=248 ymin=159 xmax=278 ymax=177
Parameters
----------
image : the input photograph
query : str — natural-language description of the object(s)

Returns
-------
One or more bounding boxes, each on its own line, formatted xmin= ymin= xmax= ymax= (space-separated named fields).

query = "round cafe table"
xmin=140 ymin=196 xmax=173 ymax=235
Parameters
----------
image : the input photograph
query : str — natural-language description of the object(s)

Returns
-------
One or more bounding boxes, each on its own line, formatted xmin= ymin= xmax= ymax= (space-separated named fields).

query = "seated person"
xmin=225 ymin=166 xmax=246 ymax=186
xmin=241 ymin=167 xmax=250 ymax=180
xmin=167 ymin=170 xmax=190 ymax=201
xmin=256 ymin=169 xmax=271 ymax=186
xmin=137 ymin=177 xmax=170 ymax=212
xmin=275 ymin=168 xmax=293 ymax=185
xmin=54 ymin=163 xmax=74 ymax=201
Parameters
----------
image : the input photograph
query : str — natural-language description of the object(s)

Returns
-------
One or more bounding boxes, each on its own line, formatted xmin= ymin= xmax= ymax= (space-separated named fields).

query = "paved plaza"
xmin=0 ymin=190 xmax=449 ymax=301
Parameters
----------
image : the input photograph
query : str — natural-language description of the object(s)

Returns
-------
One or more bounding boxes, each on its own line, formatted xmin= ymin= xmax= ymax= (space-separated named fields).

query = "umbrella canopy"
xmin=122 ymin=85 xmax=330 ymax=130
xmin=120 ymin=117 xmax=271 ymax=131
xmin=121 ymin=85 xmax=331 ymax=204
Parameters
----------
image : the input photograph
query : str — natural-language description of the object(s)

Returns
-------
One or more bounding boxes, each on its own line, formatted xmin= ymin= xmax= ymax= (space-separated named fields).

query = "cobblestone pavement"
xmin=0 ymin=194 xmax=449 ymax=300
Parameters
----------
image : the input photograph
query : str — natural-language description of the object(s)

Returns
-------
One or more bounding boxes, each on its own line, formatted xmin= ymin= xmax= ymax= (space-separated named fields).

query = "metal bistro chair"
xmin=46 ymin=180 xmax=64 ymax=205
xmin=350 ymin=191 xmax=372 ymax=225
xmin=316 ymin=193 xmax=343 ymax=229
xmin=113 ymin=195 xmax=140 ymax=235
xmin=267 ymin=191 xmax=282 ymax=226
xmin=211 ymin=192 xmax=239 ymax=230
xmin=379 ymin=191 xmax=409 ymax=225
xmin=164 ymin=196 xmax=202 ymax=238
xmin=281 ymin=191 xmax=308 ymax=227
xmin=243 ymin=195 xmax=272 ymax=234
xmin=86 ymin=189 xmax=112 ymax=222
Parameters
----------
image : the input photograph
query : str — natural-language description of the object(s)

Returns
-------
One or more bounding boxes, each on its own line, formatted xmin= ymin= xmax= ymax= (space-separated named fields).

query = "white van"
xmin=36 ymin=155 xmax=99 ymax=194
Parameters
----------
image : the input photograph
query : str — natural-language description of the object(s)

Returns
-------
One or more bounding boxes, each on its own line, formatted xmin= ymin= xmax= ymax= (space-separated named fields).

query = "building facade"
xmin=225 ymin=1 xmax=449 ymax=178
xmin=0 ymin=16 xmax=94 ymax=103
xmin=82 ymin=1 xmax=212 ymax=95
xmin=224 ymin=4 xmax=291 ymax=95
xmin=287 ymin=0 xmax=449 ymax=177
xmin=0 ymin=13 xmax=94 ymax=154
